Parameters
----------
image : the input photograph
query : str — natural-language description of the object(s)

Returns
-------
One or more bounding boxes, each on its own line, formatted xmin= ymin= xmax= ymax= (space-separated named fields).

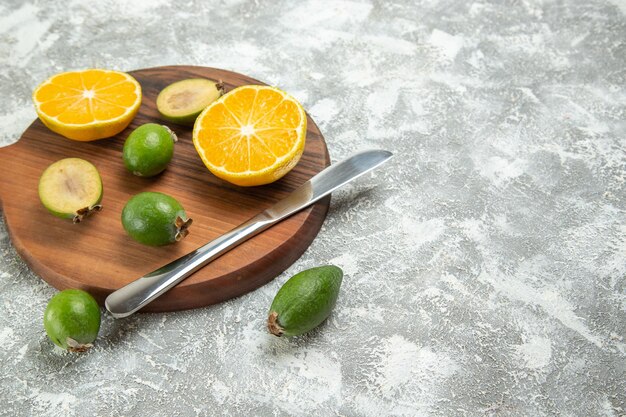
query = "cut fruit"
xmin=38 ymin=158 xmax=103 ymax=223
xmin=157 ymin=78 xmax=223 ymax=126
xmin=32 ymin=69 xmax=142 ymax=141
xmin=192 ymin=85 xmax=307 ymax=187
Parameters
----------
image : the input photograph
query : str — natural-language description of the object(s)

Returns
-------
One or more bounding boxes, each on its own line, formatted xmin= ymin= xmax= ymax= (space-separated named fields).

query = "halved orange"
xmin=192 ymin=85 xmax=307 ymax=187
xmin=32 ymin=69 xmax=142 ymax=141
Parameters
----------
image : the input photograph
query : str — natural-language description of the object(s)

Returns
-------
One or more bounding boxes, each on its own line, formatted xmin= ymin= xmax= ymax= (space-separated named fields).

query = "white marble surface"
xmin=0 ymin=0 xmax=625 ymax=416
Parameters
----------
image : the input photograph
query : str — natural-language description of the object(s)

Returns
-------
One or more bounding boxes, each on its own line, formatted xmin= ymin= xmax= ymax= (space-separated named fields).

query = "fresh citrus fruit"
xmin=32 ymin=69 xmax=142 ymax=141
xmin=192 ymin=85 xmax=307 ymax=187
xmin=123 ymin=123 xmax=177 ymax=177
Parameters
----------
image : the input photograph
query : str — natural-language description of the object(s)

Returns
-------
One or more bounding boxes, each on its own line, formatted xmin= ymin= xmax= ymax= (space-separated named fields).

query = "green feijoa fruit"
xmin=38 ymin=158 xmax=103 ymax=223
xmin=44 ymin=289 xmax=101 ymax=352
xmin=123 ymin=123 xmax=177 ymax=177
xmin=121 ymin=191 xmax=192 ymax=246
xmin=268 ymin=265 xmax=343 ymax=337
xmin=156 ymin=78 xmax=223 ymax=126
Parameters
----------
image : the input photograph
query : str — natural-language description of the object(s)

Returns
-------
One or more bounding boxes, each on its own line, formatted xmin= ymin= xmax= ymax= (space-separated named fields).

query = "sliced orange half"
xmin=32 ymin=69 xmax=142 ymax=141
xmin=192 ymin=85 xmax=307 ymax=187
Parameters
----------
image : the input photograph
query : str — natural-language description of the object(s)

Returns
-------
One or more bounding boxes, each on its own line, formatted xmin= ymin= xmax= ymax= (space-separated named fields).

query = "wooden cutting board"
xmin=0 ymin=65 xmax=330 ymax=312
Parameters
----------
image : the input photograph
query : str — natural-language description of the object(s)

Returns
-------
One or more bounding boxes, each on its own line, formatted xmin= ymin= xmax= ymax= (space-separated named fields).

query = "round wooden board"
xmin=0 ymin=65 xmax=330 ymax=313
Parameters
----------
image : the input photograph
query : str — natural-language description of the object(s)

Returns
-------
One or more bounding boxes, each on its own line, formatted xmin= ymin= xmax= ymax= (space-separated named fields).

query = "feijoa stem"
xmin=174 ymin=216 xmax=193 ymax=241
xmin=161 ymin=125 xmax=178 ymax=142
xmin=73 ymin=204 xmax=102 ymax=224
xmin=66 ymin=337 xmax=93 ymax=353
xmin=267 ymin=311 xmax=285 ymax=337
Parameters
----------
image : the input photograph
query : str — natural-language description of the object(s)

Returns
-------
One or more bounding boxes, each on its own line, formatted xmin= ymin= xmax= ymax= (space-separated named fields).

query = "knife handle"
xmin=105 ymin=212 xmax=273 ymax=318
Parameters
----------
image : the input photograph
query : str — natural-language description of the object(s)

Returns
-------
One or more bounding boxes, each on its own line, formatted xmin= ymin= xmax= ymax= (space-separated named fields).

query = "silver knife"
xmin=105 ymin=149 xmax=393 ymax=318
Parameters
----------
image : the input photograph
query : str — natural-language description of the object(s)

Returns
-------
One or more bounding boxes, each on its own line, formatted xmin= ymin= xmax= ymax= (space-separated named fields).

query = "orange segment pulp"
xmin=192 ymin=85 xmax=307 ymax=186
xmin=32 ymin=69 xmax=142 ymax=141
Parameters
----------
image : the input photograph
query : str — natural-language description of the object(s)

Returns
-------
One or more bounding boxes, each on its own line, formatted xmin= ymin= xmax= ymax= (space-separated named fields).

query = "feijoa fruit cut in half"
xmin=123 ymin=123 xmax=177 ymax=177
xmin=44 ymin=289 xmax=101 ymax=352
xmin=268 ymin=265 xmax=343 ymax=337
xmin=156 ymin=78 xmax=224 ymax=126
xmin=38 ymin=158 xmax=103 ymax=223
xmin=121 ymin=191 xmax=192 ymax=246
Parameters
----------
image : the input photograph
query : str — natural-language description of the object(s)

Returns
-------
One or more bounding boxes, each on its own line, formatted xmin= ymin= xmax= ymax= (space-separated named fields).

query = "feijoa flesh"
xmin=38 ymin=158 xmax=103 ymax=223
xmin=157 ymin=78 xmax=223 ymax=126
xmin=268 ymin=265 xmax=343 ymax=337
xmin=121 ymin=191 xmax=192 ymax=246
xmin=44 ymin=289 xmax=101 ymax=352
xmin=123 ymin=123 xmax=177 ymax=177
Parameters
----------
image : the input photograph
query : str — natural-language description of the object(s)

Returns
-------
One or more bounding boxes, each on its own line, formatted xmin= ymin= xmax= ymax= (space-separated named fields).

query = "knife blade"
xmin=105 ymin=149 xmax=393 ymax=318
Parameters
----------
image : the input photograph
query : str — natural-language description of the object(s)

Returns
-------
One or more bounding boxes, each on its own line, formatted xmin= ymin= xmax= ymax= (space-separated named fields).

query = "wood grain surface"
xmin=0 ymin=65 xmax=330 ymax=312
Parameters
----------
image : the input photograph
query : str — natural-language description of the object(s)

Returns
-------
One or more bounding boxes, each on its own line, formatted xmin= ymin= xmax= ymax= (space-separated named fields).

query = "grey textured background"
xmin=1 ymin=0 xmax=625 ymax=416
